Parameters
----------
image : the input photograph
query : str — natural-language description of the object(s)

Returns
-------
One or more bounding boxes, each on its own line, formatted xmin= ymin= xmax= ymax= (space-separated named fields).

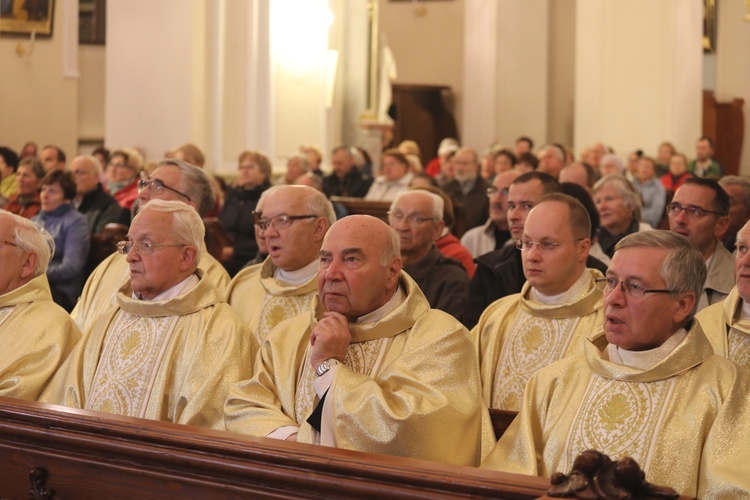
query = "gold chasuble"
xmin=482 ymin=324 xmax=750 ymax=498
xmin=225 ymin=259 xmax=317 ymax=345
xmin=696 ymin=287 xmax=750 ymax=371
xmin=225 ymin=273 xmax=492 ymax=466
xmin=41 ymin=273 xmax=252 ymax=430
xmin=71 ymin=244 xmax=230 ymax=333
xmin=0 ymin=275 xmax=81 ymax=400
xmin=472 ymin=269 xmax=603 ymax=410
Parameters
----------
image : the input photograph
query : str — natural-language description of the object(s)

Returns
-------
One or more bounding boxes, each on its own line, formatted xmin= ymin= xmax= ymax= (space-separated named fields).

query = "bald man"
xmin=226 ymin=215 xmax=491 ymax=466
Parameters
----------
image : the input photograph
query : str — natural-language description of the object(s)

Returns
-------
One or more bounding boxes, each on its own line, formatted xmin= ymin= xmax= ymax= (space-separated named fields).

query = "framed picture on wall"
xmin=0 ymin=0 xmax=55 ymax=38
xmin=703 ymin=0 xmax=716 ymax=53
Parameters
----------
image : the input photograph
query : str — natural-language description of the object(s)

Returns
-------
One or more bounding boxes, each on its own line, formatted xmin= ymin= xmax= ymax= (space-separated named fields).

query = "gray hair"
xmin=299 ymin=186 xmax=336 ymax=225
xmin=78 ymin=155 xmax=103 ymax=176
xmin=391 ymin=190 xmax=444 ymax=221
xmin=719 ymin=176 xmax=750 ymax=210
xmin=600 ymin=154 xmax=625 ymax=174
xmin=294 ymin=172 xmax=323 ymax=191
xmin=288 ymin=153 xmax=310 ymax=172
xmin=615 ymin=230 xmax=706 ymax=318
xmin=155 ymin=158 xmax=215 ymax=217
xmin=132 ymin=199 xmax=204 ymax=265
xmin=542 ymin=144 xmax=565 ymax=161
xmin=2 ymin=212 xmax=55 ymax=277
xmin=593 ymin=174 xmax=643 ymax=222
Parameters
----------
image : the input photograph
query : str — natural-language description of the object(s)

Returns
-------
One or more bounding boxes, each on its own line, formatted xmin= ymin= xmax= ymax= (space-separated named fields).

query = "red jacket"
xmin=436 ymin=233 xmax=476 ymax=278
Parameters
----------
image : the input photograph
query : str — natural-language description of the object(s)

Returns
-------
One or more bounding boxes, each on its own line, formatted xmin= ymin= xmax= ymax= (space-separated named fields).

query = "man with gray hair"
xmin=718 ymin=175 xmax=750 ymax=252
xmin=537 ymin=144 xmax=566 ymax=178
xmin=441 ymin=148 xmax=490 ymax=231
xmin=41 ymin=200 xmax=251 ymax=430
xmin=322 ymin=146 xmax=371 ymax=198
xmin=69 ymin=155 xmax=124 ymax=235
xmin=0 ymin=212 xmax=81 ymax=400
xmin=71 ymin=159 xmax=231 ymax=332
xmin=483 ymin=230 xmax=750 ymax=498
xmin=226 ymin=215 xmax=491 ymax=466
xmin=226 ymin=185 xmax=336 ymax=344
xmin=389 ymin=190 xmax=468 ymax=320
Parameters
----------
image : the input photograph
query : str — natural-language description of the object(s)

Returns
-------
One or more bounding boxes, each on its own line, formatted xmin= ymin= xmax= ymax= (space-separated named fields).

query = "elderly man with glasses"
xmin=225 ymin=185 xmax=336 ymax=345
xmin=70 ymin=159 xmax=231 ymax=333
xmin=668 ymin=177 xmax=732 ymax=312
xmin=483 ymin=230 xmax=750 ymax=499
xmin=41 ymin=200 xmax=251 ymax=429
xmin=472 ymin=193 xmax=604 ymax=411
xmin=388 ymin=190 xmax=468 ymax=321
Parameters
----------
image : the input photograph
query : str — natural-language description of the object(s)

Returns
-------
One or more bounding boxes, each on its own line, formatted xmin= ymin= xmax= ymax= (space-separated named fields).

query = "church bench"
xmin=0 ymin=397 xmax=550 ymax=499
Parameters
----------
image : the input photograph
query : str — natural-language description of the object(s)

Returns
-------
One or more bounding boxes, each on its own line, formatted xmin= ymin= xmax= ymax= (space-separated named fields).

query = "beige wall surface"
xmin=716 ymin=0 xmax=750 ymax=175
xmin=0 ymin=0 xmax=78 ymax=159
xmin=78 ymin=44 xmax=105 ymax=141
xmin=378 ymin=0 xmax=465 ymax=140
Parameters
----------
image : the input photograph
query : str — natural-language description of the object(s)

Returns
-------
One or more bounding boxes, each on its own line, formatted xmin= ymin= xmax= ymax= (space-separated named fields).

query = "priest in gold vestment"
xmin=226 ymin=185 xmax=335 ymax=344
xmin=697 ymin=220 xmax=750 ymax=370
xmin=71 ymin=159 xmax=230 ymax=332
xmin=0 ymin=212 xmax=81 ymax=400
xmin=472 ymin=195 xmax=603 ymax=410
xmin=225 ymin=215 xmax=491 ymax=466
xmin=483 ymin=231 xmax=750 ymax=498
xmin=41 ymin=201 xmax=251 ymax=430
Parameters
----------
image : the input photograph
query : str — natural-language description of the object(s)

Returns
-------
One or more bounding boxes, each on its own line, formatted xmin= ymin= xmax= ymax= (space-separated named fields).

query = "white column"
xmin=574 ymin=0 xmax=702 ymax=157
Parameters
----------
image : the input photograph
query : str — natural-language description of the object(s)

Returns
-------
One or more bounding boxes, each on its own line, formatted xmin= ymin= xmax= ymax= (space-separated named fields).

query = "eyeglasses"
xmin=594 ymin=277 xmax=676 ymax=298
xmin=666 ymin=202 xmax=725 ymax=219
xmin=137 ymin=178 xmax=192 ymax=202
xmin=515 ymin=238 xmax=583 ymax=253
xmin=116 ymin=240 xmax=186 ymax=256
xmin=253 ymin=213 xmax=318 ymax=231
xmin=387 ymin=211 xmax=437 ymax=227
xmin=486 ymin=186 xmax=509 ymax=198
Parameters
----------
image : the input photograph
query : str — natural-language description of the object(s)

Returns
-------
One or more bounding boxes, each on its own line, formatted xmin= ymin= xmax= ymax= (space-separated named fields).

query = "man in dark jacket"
xmin=390 ymin=190 xmax=468 ymax=321
xmin=71 ymin=155 xmax=125 ymax=235
xmin=322 ymin=146 xmax=372 ymax=198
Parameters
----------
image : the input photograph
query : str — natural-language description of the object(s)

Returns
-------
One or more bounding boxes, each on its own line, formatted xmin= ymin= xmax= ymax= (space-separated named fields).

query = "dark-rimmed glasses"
xmin=666 ymin=203 xmax=725 ymax=219
xmin=137 ymin=178 xmax=192 ymax=202
xmin=253 ymin=213 xmax=318 ymax=231
xmin=116 ymin=240 xmax=186 ymax=256
xmin=594 ymin=277 xmax=677 ymax=298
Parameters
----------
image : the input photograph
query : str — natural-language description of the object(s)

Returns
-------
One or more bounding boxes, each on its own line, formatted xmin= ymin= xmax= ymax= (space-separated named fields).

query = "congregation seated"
xmin=0 ymin=212 xmax=81 ymax=401
xmin=106 ymin=148 xmax=143 ymax=211
xmin=32 ymin=170 xmax=90 ymax=312
xmin=482 ymin=231 xmax=750 ymax=498
xmin=218 ymin=150 xmax=272 ymax=277
xmin=667 ymin=177 xmax=733 ymax=311
xmin=631 ymin=156 xmax=666 ymax=228
xmin=39 ymin=144 xmax=66 ymax=173
xmin=364 ymin=148 xmax=413 ymax=201
xmin=593 ymin=174 xmax=653 ymax=259
xmin=688 ymin=135 xmax=723 ymax=178
xmin=225 ymin=215 xmax=492 ymax=466
xmin=558 ymin=161 xmax=597 ymax=193
xmin=225 ymin=185 xmax=335 ymax=345
xmin=440 ymin=148 xmax=490 ymax=231
xmin=472 ymin=194 xmax=603 ymax=411
xmin=718 ymin=175 xmax=750 ymax=252
xmin=660 ymin=152 xmax=692 ymax=192
xmin=70 ymin=155 xmax=125 ymax=236
xmin=3 ymin=157 xmax=44 ymax=219
xmin=323 ymin=146 xmax=372 ymax=198
xmin=40 ymin=200 xmax=251 ymax=429
xmin=389 ymin=190 xmax=469 ymax=321
xmin=70 ymin=159 xmax=230 ymax=333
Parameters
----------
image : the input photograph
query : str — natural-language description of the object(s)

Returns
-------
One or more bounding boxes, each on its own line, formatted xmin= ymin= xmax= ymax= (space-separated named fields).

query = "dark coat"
xmin=441 ymin=176 xmax=490 ymax=232
xmin=322 ymin=167 xmax=372 ymax=198
xmin=219 ymin=181 xmax=269 ymax=276
xmin=403 ymin=245 xmax=469 ymax=322
xmin=77 ymin=183 xmax=125 ymax=235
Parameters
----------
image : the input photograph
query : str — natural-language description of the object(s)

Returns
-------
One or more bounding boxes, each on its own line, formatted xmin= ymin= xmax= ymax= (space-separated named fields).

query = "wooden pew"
xmin=0 ymin=397 xmax=551 ymax=499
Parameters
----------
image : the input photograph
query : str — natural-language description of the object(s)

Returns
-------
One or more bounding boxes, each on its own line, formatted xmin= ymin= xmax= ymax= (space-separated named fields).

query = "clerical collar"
xmin=607 ymin=329 xmax=688 ymax=370
xmin=133 ymin=273 xmax=199 ymax=301
xmin=355 ymin=285 xmax=405 ymax=324
xmin=529 ymin=268 xmax=590 ymax=305
xmin=741 ymin=299 xmax=750 ymax=320
xmin=274 ymin=258 xmax=319 ymax=286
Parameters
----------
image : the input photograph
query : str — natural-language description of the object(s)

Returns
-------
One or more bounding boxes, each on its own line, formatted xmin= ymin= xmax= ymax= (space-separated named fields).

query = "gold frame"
xmin=703 ymin=0 xmax=716 ymax=53
xmin=0 ymin=0 xmax=55 ymax=38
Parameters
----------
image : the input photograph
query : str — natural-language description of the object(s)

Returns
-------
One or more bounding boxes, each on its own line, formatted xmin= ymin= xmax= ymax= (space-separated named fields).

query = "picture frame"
xmin=0 ymin=0 xmax=55 ymax=38
xmin=703 ymin=0 xmax=716 ymax=53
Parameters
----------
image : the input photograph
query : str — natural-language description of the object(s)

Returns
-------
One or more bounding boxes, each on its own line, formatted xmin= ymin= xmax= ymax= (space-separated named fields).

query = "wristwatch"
xmin=314 ymin=359 xmax=340 ymax=378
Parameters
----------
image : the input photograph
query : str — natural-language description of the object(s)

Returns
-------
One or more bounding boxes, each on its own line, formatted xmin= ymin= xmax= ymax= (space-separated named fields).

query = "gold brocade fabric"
xmin=471 ymin=269 xmax=603 ymax=410
xmin=225 ymin=259 xmax=317 ymax=345
xmin=481 ymin=323 xmax=750 ymax=498
xmin=696 ymin=287 xmax=750 ymax=371
xmin=40 ymin=273 xmax=253 ymax=430
xmin=70 ymin=244 xmax=230 ymax=334
xmin=0 ymin=275 xmax=81 ymax=400
xmin=225 ymin=272 xmax=492 ymax=466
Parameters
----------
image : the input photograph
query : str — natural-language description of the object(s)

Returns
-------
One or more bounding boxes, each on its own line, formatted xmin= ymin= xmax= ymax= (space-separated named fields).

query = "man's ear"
xmin=673 ymin=291 xmax=696 ymax=325
xmin=312 ymin=217 xmax=330 ymax=242
xmin=431 ymin=221 xmax=445 ymax=242
xmin=715 ymin=215 xmax=730 ymax=241
xmin=20 ymin=252 xmax=38 ymax=280
xmin=179 ymin=245 xmax=199 ymax=271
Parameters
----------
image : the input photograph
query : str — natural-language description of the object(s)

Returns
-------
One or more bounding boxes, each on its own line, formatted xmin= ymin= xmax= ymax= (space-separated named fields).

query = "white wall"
xmin=0 ymin=0 xmax=78 ymax=158
xmin=574 ymin=0 xmax=702 ymax=158
xmin=715 ymin=0 xmax=750 ymax=174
